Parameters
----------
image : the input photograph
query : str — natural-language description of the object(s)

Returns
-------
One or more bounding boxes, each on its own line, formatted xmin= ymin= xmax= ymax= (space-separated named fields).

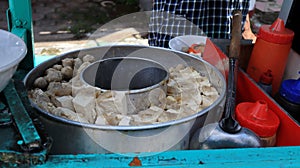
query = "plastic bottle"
xmin=235 ymin=100 xmax=280 ymax=147
xmin=247 ymin=18 xmax=294 ymax=96
xmin=258 ymin=69 xmax=273 ymax=95
xmin=283 ymin=50 xmax=300 ymax=81
xmin=274 ymin=77 xmax=300 ymax=123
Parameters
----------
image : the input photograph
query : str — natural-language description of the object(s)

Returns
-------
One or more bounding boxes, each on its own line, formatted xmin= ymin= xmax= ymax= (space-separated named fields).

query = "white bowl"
xmin=168 ymin=35 xmax=207 ymax=52
xmin=0 ymin=29 xmax=27 ymax=92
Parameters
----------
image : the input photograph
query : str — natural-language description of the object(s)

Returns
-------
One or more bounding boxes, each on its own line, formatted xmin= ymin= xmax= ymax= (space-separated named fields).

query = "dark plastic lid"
xmin=236 ymin=100 xmax=280 ymax=137
xmin=259 ymin=69 xmax=273 ymax=85
xmin=279 ymin=78 xmax=300 ymax=104
xmin=258 ymin=18 xmax=294 ymax=44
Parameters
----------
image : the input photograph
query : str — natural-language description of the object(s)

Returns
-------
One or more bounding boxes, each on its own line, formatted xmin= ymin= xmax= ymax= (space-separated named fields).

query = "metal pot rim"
xmin=24 ymin=45 xmax=226 ymax=131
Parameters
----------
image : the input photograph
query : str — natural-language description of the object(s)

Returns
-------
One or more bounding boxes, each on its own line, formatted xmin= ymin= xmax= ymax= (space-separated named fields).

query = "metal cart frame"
xmin=2 ymin=0 xmax=300 ymax=167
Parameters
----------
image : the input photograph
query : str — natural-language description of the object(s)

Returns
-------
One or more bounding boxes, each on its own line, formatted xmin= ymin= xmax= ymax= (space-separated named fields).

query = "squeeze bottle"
xmin=247 ymin=18 xmax=294 ymax=95
xmin=258 ymin=69 xmax=273 ymax=95
xmin=275 ymin=77 xmax=300 ymax=123
xmin=236 ymin=100 xmax=280 ymax=147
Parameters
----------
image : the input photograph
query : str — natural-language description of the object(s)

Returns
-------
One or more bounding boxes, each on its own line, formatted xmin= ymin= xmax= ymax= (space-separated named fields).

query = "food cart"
xmin=1 ymin=0 xmax=300 ymax=167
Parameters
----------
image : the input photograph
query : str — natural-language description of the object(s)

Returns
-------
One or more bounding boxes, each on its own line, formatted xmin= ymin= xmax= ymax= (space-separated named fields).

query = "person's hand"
xmin=242 ymin=14 xmax=257 ymax=43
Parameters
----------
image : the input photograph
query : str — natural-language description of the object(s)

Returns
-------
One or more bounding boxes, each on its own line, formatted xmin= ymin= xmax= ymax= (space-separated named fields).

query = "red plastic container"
xmin=237 ymin=71 xmax=300 ymax=146
xmin=236 ymin=100 xmax=280 ymax=147
xmin=203 ymin=38 xmax=300 ymax=147
xmin=247 ymin=18 xmax=294 ymax=96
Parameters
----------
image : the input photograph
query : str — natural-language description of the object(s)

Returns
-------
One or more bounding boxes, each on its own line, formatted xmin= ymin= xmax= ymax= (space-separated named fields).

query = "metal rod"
xmin=278 ymin=0 xmax=294 ymax=25
xmin=7 ymin=0 xmax=34 ymax=70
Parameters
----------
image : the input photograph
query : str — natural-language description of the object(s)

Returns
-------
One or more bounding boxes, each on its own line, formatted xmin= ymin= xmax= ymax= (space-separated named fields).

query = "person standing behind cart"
xmin=148 ymin=0 xmax=251 ymax=48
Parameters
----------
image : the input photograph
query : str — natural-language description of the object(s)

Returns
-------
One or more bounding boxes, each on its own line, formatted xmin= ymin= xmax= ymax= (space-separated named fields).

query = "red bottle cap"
xmin=259 ymin=69 xmax=273 ymax=85
xmin=258 ymin=18 xmax=294 ymax=44
xmin=236 ymin=100 xmax=280 ymax=137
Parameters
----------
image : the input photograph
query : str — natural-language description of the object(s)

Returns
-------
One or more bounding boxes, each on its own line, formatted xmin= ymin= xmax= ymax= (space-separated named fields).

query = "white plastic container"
xmin=168 ymin=35 xmax=207 ymax=53
xmin=0 ymin=29 xmax=27 ymax=92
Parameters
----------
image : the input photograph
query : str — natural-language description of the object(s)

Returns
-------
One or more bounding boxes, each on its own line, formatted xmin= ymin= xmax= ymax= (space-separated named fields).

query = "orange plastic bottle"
xmin=247 ymin=18 xmax=294 ymax=96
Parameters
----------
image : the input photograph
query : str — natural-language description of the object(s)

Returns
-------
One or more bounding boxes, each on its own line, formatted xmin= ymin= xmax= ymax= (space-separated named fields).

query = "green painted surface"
xmin=7 ymin=0 xmax=34 ymax=71
xmin=10 ymin=27 xmax=26 ymax=41
xmin=31 ymin=146 xmax=300 ymax=167
xmin=2 ymin=80 xmax=41 ymax=147
xmin=0 ymin=113 xmax=11 ymax=125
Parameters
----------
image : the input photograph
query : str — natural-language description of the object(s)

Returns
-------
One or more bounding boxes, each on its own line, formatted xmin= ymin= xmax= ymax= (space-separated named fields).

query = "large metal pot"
xmin=24 ymin=45 xmax=226 ymax=155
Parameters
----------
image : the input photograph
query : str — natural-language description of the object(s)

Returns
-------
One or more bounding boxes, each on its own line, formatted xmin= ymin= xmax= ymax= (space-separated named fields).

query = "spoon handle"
xmin=219 ymin=10 xmax=242 ymax=133
xmin=229 ymin=10 xmax=242 ymax=60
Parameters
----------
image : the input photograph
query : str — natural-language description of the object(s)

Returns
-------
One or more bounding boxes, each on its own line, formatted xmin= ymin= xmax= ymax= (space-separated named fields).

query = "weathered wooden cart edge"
xmin=35 ymin=146 xmax=300 ymax=167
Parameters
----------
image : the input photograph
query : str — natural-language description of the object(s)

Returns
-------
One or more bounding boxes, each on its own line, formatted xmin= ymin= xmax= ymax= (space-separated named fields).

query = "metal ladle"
xmin=190 ymin=10 xmax=262 ymax=149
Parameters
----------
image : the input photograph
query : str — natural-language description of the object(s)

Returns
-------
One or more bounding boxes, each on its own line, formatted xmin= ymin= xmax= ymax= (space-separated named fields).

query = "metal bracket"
xmin=6 ymin=9 xmax=12 ymax=31
xmin=3 ymin=80 xmax=41 ymax=150
xmin=0 ymin=79 xmax=52 ymax=166
xmin=0 ymin=113 xmax=12 ymax=126
xmin=7 ymin=0 xmax=34 ymax=71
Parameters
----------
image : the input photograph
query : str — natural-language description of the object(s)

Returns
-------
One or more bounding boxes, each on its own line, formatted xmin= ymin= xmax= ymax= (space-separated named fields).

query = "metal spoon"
xmin=190 ymin=10 xmax=262 ymax=149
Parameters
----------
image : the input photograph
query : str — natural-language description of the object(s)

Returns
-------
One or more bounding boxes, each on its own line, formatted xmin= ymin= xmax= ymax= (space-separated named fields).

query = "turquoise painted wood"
xmin=33 ymin=146 xmax=300 ymax=167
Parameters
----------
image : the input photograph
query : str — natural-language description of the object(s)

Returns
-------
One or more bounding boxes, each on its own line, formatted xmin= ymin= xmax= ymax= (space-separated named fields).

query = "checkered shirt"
xmin=148 ymin=0 xmax=250 ymax=48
